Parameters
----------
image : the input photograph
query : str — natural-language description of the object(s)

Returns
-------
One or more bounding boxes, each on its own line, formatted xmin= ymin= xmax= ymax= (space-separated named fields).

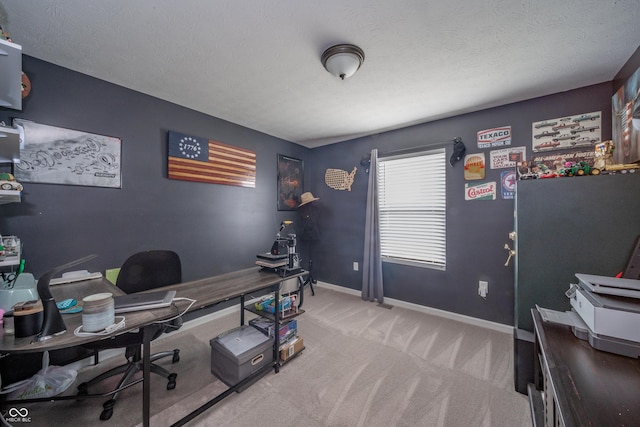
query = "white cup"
xmin=82 ymin=293 xmax=115 ymax=332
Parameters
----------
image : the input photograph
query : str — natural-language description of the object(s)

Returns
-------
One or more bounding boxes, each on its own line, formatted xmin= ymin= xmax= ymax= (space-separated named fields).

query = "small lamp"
xmin=36 ymin=254 xmax=97 ymax=341
xmin=321 ymin=44 xmax=365 ymax=80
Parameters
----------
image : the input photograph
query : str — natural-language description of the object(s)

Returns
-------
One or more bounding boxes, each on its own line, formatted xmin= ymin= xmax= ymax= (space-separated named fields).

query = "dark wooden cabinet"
xmin=515 ymin=174 xmax=640 ymax=332
xmin=530 ymin=309 xmax=640 ymax=426
xmin=513 ymin=174 xmax=640 ymax=394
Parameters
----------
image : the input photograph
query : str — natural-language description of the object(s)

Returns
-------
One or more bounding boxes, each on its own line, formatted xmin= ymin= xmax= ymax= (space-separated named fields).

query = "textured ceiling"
xmin=1 ymin=1 xmax=639 ymax=148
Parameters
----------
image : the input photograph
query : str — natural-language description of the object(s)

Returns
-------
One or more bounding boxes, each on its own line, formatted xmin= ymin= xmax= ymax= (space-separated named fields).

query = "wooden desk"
xmin=530 ymin=309 xmax=640 ymax=426
xmin=0 ymin=276 xmax=178 ymax=353
xmin=0 ymin=267 xmax=306 ymax=427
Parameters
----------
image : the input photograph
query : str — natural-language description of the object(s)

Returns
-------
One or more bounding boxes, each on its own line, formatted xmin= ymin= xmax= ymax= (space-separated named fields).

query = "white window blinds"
xmin=377 ymin=148 xmax=446 ymax=269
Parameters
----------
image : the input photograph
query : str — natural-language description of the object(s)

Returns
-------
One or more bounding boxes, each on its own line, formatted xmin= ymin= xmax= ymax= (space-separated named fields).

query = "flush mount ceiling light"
xmin=321 ymin=44 xmax=365 ymax=80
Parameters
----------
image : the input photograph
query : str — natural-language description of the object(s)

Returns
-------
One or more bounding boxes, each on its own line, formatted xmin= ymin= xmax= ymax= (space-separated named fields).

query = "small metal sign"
xmin=477 ymin=126 xmax=512 ymax=148
xmin=490 ymin=147 xmax=527 ymax=169
xmin=465 ymin=181 xmax=497 ymax=201
xmin=501 ymin=171 xmax=516 ymax=199
xmin=464 ymin=153 xmax=486 ymax=180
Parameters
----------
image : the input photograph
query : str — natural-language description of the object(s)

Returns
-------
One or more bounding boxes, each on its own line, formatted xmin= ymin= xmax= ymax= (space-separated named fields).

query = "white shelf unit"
xmin=0 ymin=38 xmax=22 ymax=111
xmin=0 ymin=236 xmax=21 ymax=267
xmin=0 ymin=189 xmax=21 ymax=205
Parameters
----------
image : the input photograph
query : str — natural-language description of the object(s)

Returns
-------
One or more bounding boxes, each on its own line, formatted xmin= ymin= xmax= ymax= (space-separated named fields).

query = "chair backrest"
xmin=116 ymin=250 xmax=182 ymax=294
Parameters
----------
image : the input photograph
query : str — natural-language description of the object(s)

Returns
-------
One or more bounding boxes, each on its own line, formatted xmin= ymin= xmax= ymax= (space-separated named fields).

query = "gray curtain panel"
xmin=361 ymin=149 xmax=384 ymax=302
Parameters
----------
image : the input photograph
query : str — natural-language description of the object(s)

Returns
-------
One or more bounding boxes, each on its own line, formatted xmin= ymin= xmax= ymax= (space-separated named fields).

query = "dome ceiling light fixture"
xmin=321 ymin=44 xmax=365 ymax=80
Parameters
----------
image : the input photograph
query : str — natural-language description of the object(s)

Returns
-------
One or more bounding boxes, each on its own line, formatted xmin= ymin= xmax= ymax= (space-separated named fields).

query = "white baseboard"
xmin=315 ymin=281 xmax=514 ymax=335
xmin=184 ymin=288 xmax=513 ymax=335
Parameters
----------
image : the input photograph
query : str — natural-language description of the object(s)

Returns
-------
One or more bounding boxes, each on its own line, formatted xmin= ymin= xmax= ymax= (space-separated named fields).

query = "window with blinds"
xmin=377 ymin=148 xmax=446 ymax=270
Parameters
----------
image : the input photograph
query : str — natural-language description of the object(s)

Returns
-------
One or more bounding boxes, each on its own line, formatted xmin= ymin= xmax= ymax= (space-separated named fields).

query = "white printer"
xmin=537 ymin=273 xmax=640 ymax=358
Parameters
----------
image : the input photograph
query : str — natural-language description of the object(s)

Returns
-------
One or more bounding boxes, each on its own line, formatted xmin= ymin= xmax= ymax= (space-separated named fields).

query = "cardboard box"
xmin=279 ymin=336 xmax=304 ymax=362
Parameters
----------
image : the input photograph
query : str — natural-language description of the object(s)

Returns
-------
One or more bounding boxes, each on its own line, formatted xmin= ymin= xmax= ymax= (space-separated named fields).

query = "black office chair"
xmin=77 ymin=250 xmax=183 ymax=421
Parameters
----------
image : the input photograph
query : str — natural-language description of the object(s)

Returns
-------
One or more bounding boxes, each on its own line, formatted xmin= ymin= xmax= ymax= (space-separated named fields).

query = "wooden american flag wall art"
xmin=167 ymin=131 xmax=256 ymax=187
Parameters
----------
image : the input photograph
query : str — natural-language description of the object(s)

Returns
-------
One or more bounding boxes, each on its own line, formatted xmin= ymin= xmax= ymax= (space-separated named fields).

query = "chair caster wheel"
xmin=172 ymin=349 xmax=180 ymax=363
xmin=100 ymin=408 xmax=113 ymax=421
xmin=77 ymin=383 xmax=88 ymax=396
xmin=100 ymin=399 xmax=115 ymax=420
xmin=167 ymin=373 xmax=177 ymax=390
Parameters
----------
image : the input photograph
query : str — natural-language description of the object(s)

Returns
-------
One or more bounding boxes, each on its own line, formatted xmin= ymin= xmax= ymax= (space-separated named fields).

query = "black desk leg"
xmin=142 ymin=325 xmax=153 ymax=427
xmin=304 ymin=258 xmax=316 ymax=295
xmin=274 ymin=289 xmax=280 ymax=374
xmin=297 ymin=276 xmax=305 ymax=308
xmin=297 ymin=268 xmax=315 ymax=309
xmin=240 ymin=294 xmax=245 ymax=326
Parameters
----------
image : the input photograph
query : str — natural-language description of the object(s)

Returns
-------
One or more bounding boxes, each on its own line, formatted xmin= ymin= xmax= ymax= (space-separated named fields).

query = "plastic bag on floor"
xmin=0 ymin=351 xmax=77 ymax=400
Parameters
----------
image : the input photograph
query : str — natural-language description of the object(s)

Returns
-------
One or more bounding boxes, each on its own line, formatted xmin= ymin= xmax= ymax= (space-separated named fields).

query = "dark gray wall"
xmin=308 ymin=83 xmax=613 ymax=326
xmin=0 ymin=57 xmax=310 ymax=281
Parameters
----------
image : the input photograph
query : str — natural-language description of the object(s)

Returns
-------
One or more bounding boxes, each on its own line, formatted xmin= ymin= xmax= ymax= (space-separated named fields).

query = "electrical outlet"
xmin=353 ymin=262 xmax=359 ymax=271
xmin=479 ymin=281 xmax=488 ymax=298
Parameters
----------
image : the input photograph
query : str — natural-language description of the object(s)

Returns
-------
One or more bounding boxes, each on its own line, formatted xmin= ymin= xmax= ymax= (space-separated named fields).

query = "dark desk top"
xmin=532 ymin=309 xmax=640 ymax=426
xmin=156 ymin=266 xmax=305 ymax=310
xmin=0 ymin=267 xmax=305 ymax=354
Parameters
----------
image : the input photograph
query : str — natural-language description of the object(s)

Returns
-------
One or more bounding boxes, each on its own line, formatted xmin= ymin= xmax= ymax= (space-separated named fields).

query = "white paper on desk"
xmin=536 ymin=305 xmax=582 ymax=328
xmin=50 ymin=272 xmax=103 ymax=286
xmin=62 ymin=270 xmax=89 ymax=278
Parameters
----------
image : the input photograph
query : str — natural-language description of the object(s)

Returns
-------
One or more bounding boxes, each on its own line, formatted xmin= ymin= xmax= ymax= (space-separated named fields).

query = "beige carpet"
xmin=16 ymin=287 xmax=531 ymax=427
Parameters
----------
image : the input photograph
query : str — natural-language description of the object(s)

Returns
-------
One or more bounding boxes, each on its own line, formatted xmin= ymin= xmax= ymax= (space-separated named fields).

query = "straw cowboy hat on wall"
xmin=298 ymin=192 xmax=319 ymax=207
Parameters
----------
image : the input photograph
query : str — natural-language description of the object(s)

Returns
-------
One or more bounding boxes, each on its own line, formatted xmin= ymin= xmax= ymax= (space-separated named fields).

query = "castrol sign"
xmin=477 ymin=126 xmax=512 ymax=148
xmin=465 ymin=181 xmax=496 ymax=201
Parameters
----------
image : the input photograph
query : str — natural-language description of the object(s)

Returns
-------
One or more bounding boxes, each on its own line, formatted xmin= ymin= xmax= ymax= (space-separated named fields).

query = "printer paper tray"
xmin=536 ymin=305 xmax=587 ymax=330
xmin=536 ymin=305 xmax=640 ymax=358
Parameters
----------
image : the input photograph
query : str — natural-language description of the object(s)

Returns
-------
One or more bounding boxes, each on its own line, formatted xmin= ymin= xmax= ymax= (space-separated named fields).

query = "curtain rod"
xmin=378 ymin=137 xmax=461 ymax=157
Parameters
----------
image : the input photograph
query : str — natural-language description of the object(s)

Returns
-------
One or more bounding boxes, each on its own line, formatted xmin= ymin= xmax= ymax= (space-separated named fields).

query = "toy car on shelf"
xmin=0 ymin=173 xmax=23 ymax=191
xmin=558 ymin=161 xmax=600 ymax=177
xmin=535 ymin=163 xmax=558 ymax=179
